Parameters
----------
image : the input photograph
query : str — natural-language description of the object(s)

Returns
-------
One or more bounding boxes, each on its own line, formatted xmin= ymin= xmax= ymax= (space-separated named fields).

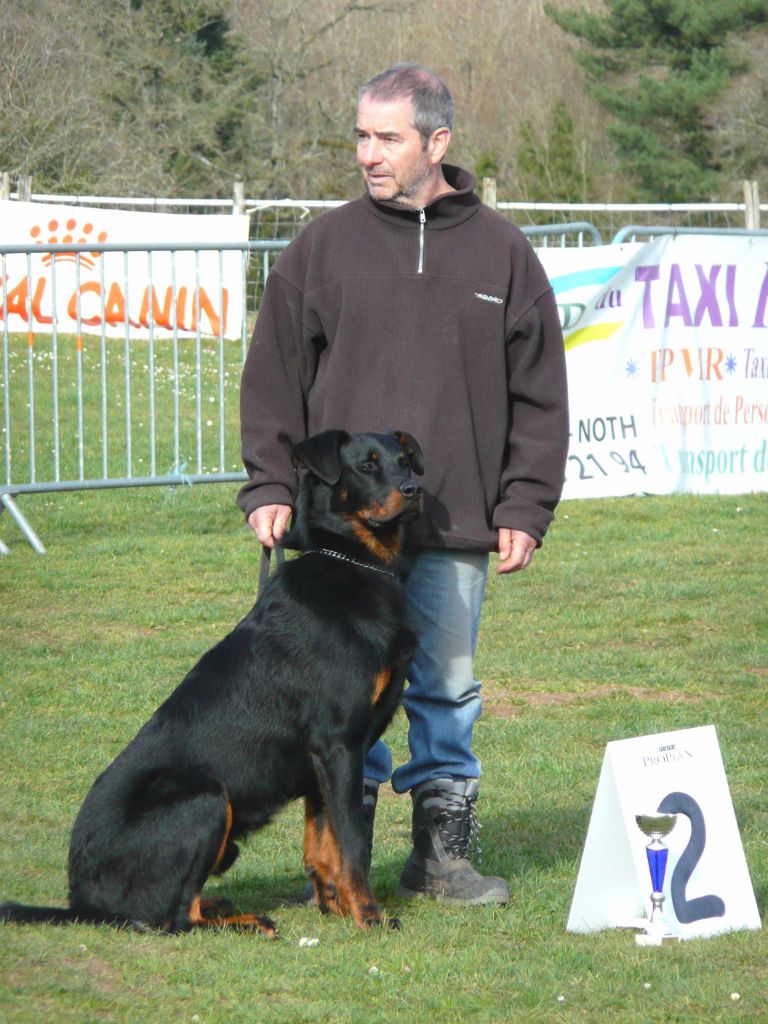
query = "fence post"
xmin=0 ymin=172 xmax=9 ymax=200
xmin=233 ymin=179 xmax=245 ymax=216
xmin=743 ymin=180 xmax=760 ymax=229
xmin=17 ymin=175 xmax=32 ymax=202
xmin=481 ymin=176 xmax=497 ymax=210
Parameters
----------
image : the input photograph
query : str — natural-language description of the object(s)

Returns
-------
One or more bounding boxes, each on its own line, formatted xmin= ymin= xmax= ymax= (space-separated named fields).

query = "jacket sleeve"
xmin=236 ymin=269 xmax=318 ymax=520
xmin=492 ymin=276 xmax=569 ymax=546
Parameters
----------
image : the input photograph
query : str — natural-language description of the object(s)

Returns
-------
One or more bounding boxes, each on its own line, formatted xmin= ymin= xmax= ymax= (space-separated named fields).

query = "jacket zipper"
xmin=417 ymin=209 xmax=426 ymax=273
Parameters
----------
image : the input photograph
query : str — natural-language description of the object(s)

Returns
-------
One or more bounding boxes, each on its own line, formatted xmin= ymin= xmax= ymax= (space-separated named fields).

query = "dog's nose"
xmin=399 ymin=480 xmax=422 ymax=498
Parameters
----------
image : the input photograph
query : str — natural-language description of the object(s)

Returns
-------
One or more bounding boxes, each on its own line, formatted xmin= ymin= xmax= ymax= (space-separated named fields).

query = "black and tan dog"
xmin=1 ymin=429 xmax=423 ymax=935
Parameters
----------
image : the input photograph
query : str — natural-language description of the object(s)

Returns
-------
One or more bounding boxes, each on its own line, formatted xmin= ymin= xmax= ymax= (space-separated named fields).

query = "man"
xmin=238 ymin=63 xmax=569 ymax=905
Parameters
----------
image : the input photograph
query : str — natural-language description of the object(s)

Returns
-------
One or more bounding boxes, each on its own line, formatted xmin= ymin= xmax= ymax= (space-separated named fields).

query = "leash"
xmin=258 ymin=544 xmax=285 ymax=596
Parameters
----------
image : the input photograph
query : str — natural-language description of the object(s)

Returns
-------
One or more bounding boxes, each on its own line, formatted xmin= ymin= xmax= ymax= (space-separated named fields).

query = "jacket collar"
xmin=362 ymin=165 xmax=481 ymax=230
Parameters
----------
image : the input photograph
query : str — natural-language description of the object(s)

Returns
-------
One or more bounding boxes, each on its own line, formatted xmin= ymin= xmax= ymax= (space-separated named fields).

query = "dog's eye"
xmin=359 ymin=461 xmax=377 ymax=473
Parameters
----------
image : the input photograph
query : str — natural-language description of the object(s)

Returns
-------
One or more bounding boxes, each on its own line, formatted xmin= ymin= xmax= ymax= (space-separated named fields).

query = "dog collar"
xmin=305 ymin=549 xmax=400 ymax=579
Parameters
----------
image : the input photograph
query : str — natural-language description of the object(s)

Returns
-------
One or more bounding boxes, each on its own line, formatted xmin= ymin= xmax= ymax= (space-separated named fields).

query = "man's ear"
xmin=292 ymin=430 xmax=350 ymax=484
xmin=428 ymin=127 xmax=451 ymax=165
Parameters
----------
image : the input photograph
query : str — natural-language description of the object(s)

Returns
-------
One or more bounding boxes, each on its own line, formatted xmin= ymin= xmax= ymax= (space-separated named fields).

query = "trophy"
xmin=635 ymin=812 xmax=678 ymax=945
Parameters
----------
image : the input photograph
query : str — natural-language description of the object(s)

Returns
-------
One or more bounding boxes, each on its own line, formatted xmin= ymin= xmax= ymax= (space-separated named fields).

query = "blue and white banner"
xmin=538 ymin=235 xmax=768 ymax=498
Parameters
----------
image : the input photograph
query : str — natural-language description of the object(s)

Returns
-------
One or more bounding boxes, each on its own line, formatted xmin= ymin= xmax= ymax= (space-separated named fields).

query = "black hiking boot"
xmin=396 ymin=777 xmax=509 ymax=905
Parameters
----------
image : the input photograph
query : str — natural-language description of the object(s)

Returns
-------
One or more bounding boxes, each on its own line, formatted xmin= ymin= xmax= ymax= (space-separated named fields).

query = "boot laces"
xmin=436 ymin=793 xmax=483 ymax=863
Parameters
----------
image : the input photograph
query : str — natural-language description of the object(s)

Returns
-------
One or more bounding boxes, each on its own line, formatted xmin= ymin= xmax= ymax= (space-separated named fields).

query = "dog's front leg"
xmin=308 ymin=750 xmax=395 ymax=929
xmin=303 ymin=794 xmax=340 ymax=915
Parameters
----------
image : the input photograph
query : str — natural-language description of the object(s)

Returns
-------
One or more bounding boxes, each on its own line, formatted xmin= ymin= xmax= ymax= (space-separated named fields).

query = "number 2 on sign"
xmin=657 ymin=791 xmax=726 ymax=924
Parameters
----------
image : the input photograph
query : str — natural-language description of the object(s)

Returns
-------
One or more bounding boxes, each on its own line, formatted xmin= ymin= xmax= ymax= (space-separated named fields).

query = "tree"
xmin=545 ymin=0 xmax=768 ymax=200
xmin=517 ymin=100 xmax=594 ymax=202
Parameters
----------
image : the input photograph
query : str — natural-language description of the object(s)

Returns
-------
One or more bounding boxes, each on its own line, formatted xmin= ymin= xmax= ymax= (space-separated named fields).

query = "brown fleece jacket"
xmin=238 ymin=165 xmax=569 ymax=551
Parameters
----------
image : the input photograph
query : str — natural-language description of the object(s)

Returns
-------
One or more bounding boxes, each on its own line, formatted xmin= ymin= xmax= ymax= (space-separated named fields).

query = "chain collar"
xmin=304 ymin=548 xmax=400 ymax=579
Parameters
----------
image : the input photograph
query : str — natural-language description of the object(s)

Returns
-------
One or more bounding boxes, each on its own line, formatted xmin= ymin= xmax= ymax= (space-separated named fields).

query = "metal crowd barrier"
xmin=1 ymin=224 xmax=595 ymax=554
xmin=0 ymin=240 xmax=289 ymax=553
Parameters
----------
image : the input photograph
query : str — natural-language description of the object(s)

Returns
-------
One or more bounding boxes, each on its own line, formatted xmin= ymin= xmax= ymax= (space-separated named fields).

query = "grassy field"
xmin=1 ymin=483 xmax=766 ymax=1023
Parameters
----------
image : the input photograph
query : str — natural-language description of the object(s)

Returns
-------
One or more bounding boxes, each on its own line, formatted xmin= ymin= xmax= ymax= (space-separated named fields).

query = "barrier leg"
xmin=0 ymin=494 xmax=46 ymax=555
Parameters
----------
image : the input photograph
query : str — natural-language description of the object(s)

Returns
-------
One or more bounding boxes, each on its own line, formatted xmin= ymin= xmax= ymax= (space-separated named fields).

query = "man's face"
xmin=355 ymin=95 xmax=435 ymax=208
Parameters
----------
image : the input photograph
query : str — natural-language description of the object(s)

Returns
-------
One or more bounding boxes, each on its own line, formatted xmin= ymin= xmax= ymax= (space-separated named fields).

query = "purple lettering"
xmin=635 ymin=265 xmax=660 ymax=328
xmin=665 ymin=264 xmax=693 ymax=326
xmin=693 ymin=265 xmax=723 ymax=327
xmin=726 ymin=264 xmax=739 ymax=327
xmin=753 ymin=263 xmax=768 ymax=328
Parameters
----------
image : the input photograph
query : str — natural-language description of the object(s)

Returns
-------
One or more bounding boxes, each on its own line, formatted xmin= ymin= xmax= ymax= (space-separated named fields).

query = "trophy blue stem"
xmin=646 ymin=845 xmax=669 ymax=893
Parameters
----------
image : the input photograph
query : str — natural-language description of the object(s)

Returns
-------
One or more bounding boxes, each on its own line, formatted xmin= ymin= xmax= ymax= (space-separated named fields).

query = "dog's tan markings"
xmin=342 ymin=487 xmax=407 ymax=564
xmin=211 ymin=795 xmax=234 ymax=874
xmin=188 ymin=893 xmax=278 ymax=936
xmin=333 ymin=864 xmax=381 ymax=928
xmin=371 ymin=668 xmax=391 ymax=704
xmin=318 ymin=823 xmax=380 ymax=928
xmin=304 ymin=799 xmax=379 ymax=926
xmin=361 ymin=489 xmax=406 ymax=522
xmin=304 ymin=799 xmax=339 ymax=913
xmin=188 ymin=894 xmax=206 ymax=925
xmin=346 ymin=518 xmax=401 ymax=564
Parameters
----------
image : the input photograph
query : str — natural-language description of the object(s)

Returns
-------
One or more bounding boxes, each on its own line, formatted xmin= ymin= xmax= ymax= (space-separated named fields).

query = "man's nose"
xmin=359 ymin=139 xmax=382 ymax=167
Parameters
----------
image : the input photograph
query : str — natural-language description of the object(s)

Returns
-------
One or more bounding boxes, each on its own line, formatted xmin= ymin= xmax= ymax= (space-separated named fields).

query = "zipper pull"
xmin=418 ymin=209 xmax=426 ymax=274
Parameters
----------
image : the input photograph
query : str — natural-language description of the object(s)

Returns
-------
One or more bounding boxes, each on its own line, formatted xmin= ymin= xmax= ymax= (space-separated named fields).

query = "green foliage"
xmin=0 ymin=0 xmax=266 ymax=197
xmin=517 ymin=100 xmax=593 ymax=202
xmin=475 ymin=150 xmax=500 ymax=180
xmin=546 ymin=0 xmax=768 ymax=200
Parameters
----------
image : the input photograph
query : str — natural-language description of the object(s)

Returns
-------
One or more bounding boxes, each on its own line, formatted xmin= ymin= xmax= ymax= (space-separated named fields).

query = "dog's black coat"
xmin=1 ymin=430 xmax=423 ymax=934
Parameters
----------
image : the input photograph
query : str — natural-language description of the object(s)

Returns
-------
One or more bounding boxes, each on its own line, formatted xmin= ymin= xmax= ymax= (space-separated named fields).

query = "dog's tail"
xmin=0 ymin=900 xmax=127 ymax=927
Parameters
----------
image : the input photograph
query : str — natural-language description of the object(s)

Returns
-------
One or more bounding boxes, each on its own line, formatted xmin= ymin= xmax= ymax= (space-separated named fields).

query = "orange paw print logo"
xmin=30 ymin=218 xmax=109 ymax=270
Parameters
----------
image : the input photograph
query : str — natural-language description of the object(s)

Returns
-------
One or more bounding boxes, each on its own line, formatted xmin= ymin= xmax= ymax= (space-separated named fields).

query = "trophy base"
xmin=635 ymin=931 xmax=680 ymax=946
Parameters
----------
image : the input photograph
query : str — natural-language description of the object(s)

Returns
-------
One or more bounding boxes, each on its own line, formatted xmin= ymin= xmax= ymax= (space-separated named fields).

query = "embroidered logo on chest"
xmin=474 ymin=291 xmax=503 ymax=305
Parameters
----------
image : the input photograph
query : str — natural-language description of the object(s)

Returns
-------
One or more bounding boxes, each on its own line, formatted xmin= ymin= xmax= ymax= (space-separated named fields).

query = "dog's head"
xmin=291 ymin=430 xmax=424 ymax=561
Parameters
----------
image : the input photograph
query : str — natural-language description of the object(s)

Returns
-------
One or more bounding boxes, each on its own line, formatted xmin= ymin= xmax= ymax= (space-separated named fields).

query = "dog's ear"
xmin=292 ymin=430 xmax=350 ymax=484
xmin=393 ymin=431 xmax=424 ymax=476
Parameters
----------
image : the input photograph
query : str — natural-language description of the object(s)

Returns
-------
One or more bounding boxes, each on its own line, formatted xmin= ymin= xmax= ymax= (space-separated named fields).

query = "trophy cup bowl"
xmin=635 ymin=812 xmax=678 ymax=945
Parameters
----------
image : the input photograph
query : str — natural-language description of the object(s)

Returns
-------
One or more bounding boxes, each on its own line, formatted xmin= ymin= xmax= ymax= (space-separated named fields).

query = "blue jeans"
xmin=364 ymin=549 xmax=489 ymax=794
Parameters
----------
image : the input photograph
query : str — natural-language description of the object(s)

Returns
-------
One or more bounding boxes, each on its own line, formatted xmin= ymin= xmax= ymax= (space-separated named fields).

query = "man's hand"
xmin=248 ymin=504 xmax=292 ymax=548
xmin=496 ymin=528 xmax=537 ymax=575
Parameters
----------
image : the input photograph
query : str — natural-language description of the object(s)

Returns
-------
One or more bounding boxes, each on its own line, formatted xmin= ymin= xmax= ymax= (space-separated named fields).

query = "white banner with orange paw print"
xmin=0 ymin=200 xmax=249 ymax=340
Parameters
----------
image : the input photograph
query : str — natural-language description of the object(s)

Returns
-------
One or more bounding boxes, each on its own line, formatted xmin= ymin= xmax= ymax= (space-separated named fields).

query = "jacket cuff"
xmin=492 ymin=500 xmax=555 ymax=548
xmin=236 ymin=482 xmax=295 ymax=522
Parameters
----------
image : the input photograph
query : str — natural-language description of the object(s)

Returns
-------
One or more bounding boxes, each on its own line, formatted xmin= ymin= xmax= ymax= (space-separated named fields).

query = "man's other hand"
xmin=496 ymin=528 xmax=536 ymax=575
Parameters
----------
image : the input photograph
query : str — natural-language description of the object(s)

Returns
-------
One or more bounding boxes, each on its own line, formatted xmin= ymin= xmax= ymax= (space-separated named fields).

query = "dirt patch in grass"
xmin=482 ymin=682 xmax=699 ymax=718
xmin=6 ymin=947 xmax=124 ymax=1000
xmin=61 ymin=951 xmax=125 ymax=997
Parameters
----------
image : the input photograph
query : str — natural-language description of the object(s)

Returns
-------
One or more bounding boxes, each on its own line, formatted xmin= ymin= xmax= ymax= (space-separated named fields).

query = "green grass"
xmin=2 ymin=332 xmax=245 ymax=484
xmin=1 ymin=486 xmax=767 ymax=1022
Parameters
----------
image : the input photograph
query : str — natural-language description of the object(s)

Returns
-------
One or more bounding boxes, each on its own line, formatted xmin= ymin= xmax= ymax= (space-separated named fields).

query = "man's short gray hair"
xmin=359 ymin=63 xmax=454 ymax=142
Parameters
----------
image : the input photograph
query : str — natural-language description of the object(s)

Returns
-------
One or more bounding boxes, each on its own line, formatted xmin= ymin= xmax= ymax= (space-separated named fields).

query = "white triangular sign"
xmin=567 ymin=725 xmax=760 ymax=940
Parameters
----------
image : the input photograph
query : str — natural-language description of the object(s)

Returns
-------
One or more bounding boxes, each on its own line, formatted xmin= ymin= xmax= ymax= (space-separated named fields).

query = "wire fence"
xmin=6 ymin=183 xmax=763 ymax=241
xmin=0 ymin=240 xmax=289 ymax=553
